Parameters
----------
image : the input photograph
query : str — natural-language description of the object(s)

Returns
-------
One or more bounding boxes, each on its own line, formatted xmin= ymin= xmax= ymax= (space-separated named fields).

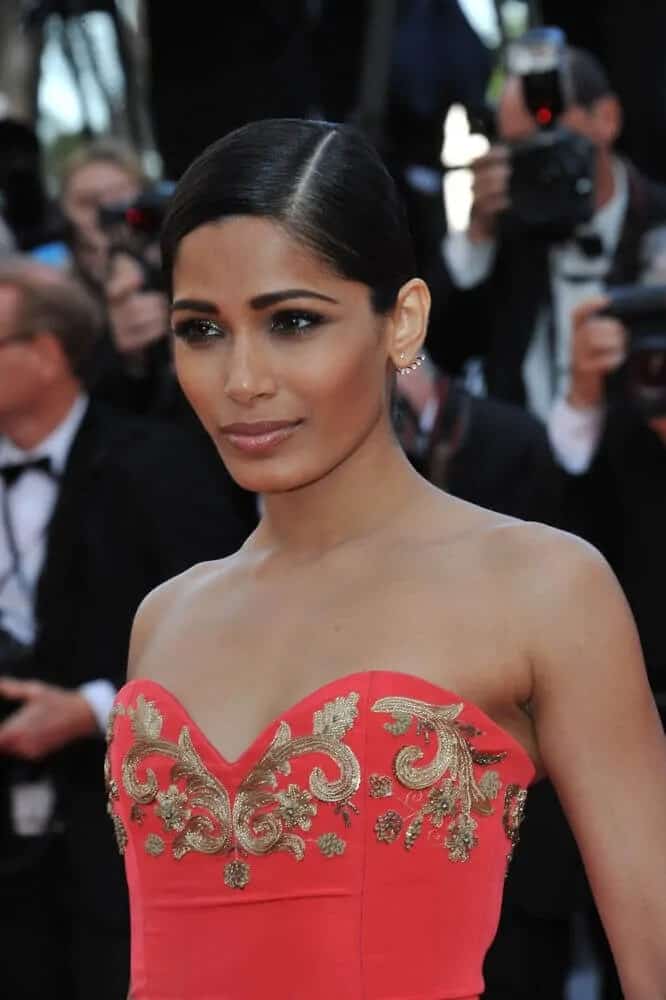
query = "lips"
xmin=219 ymin=419 xmax=303 ymax=455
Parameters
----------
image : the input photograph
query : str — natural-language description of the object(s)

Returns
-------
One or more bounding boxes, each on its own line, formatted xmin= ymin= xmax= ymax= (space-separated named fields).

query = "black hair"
xmin=161 ymin=118 xmax=416 ymax=313
xmin=568 ymin=47 xmax=614 ymax=108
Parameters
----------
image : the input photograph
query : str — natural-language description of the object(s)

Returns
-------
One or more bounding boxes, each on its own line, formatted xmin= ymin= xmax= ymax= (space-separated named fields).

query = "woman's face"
xmin=171 ymin=216 xmax=394 ymax=494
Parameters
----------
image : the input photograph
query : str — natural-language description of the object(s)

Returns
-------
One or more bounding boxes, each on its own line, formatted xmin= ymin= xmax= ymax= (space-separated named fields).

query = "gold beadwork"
xmin=404 ymin=817 xmax=423 ymax=850
xmin=369 ymin=774 xmax=393 ymax=799
xmin=155 ymin=785 xmax=191 ymax=832
xmin=375 ymin=810 xmax=403 ymax=843
xmin=145 ymin=833 xmax=165 ymax=857
xmin=383 ymin=712 xmax=412 ymax=736
xmin=224 ymin=860 xmax=250 ymax=890
xmin=276 ymin=784 xmax=318 ymax=831
xmin=112 ymin=812 xmax=128 ymax=855
xmin=424 ymin=780 xmax=459 ymax=827
xmin=479 ymin=771 xmax=502 ymax=800
xmin=130 ymin=803 xmax=144 ymax=825
xmin=445 ymin=814 xmax=478 ymax=862
xmin=317 ymin=832 xmax=346 ymax=857
xmin=503 ymin=783 xmax=528 ymax=863
xmin=118 ymin=691 xmax=361 ymax=885
xmin=105 ymin=702 xmax=127 ymax=854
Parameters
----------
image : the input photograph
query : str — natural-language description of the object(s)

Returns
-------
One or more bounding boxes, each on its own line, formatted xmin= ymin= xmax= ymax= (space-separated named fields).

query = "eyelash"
xmin=172 ymin=310 xmax=325 ymax=345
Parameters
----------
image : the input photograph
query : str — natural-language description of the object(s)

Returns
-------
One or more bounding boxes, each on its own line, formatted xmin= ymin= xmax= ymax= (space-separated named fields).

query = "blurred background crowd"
xmin=1 ymin=2 xmax=665 ymax=998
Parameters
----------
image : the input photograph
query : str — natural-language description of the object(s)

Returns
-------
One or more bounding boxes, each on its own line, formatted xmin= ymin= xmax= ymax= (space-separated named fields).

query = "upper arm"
xmin=525 ymin=530 xmax=666 ymax=995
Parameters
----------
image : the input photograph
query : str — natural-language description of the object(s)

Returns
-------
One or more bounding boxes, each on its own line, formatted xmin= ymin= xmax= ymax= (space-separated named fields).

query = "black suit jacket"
xmin=0 ymin=401 xmax=255 ymax=925
xmin=560 ymin=402 xmax=666 ymax=696
xmin=427 ymin=163 xmax=666 ymax=405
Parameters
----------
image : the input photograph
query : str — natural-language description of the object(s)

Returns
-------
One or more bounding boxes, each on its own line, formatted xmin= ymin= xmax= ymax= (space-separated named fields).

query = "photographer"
xmin=428 ymin=35 xmax=666 ymax=419
xmin=549 ymin=293 xmax=666 ymax=700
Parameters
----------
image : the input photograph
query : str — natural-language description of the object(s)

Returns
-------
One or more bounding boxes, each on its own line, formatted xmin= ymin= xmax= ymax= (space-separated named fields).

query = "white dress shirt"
xmin=547 ymin=397 xmax=605 ymax=474
xmin=0 ymin=394 xmax=116 ymax=733
xmin=444 ymin=157 xmax=629 ymax=420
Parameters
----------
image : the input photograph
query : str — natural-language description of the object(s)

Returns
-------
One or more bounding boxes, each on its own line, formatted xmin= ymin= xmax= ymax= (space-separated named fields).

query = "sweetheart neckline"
xmin=115 ymin=669 xmax=537 ymax=778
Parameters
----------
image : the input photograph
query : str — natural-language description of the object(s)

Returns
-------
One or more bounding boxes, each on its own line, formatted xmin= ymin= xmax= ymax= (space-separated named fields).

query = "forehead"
xmin=66 ymin=161 xmax=140 ymax=200
xmin=173 ymin=216 xmax=351 ymax=302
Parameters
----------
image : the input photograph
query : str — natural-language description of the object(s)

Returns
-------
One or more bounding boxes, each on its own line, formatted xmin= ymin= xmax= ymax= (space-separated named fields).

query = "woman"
xmin=106 ymin=119 xmax=666 ymax=999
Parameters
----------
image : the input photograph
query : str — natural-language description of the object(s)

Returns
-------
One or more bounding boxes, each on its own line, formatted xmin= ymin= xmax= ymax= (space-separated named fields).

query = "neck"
xmin=0 ymin=382 xmax=81 ymax=451
xmin=595 ymin=150 xmax=617 ymax=210
xmin=253 ymin=413 xmax=430 ymax=558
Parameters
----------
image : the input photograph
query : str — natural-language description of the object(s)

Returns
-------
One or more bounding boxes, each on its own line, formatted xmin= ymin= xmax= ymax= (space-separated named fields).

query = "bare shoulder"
xmin=480 ymin=517 xmax=615 ymax=598
xmin=126 ymin=554 xmax=240 ymax=681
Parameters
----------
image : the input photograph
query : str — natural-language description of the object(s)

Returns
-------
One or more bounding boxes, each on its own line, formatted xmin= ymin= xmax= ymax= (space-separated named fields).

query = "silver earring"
xmin=397 ymin=353 xmax=425 ymax=375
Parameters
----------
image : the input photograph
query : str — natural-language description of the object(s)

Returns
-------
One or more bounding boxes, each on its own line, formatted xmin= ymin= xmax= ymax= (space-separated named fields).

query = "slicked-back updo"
xmin=161 ymin=118 xmax=417 ymax=313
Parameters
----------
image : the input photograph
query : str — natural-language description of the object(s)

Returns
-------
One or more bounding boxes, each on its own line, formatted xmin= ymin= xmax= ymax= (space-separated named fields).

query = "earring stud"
xmin=397 ymin=353 xmax=425 ymax=375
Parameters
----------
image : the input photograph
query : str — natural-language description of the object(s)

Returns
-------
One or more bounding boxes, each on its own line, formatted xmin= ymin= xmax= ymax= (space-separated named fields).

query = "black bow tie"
xmin=573 ymin=233 xmax=605 ymax=258
xmin=0 ymin=456 xmax=54 ymax=488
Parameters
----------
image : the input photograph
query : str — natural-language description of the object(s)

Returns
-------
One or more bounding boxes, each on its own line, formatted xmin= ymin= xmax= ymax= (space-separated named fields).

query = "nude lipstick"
xmin=219 ymin=420 xmax=302 ymax=455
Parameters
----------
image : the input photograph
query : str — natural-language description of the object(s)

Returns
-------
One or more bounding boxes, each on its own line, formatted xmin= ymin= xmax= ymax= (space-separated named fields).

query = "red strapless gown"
xmin=106 ymin=670 xmax=535 ymax=1000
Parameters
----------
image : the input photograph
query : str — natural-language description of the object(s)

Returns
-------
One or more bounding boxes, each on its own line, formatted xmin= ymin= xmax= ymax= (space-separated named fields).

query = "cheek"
xmin=173 ymin=345 xmax=221 ymax=426
xmin=295 ymin=337 xmax=385 ymax=426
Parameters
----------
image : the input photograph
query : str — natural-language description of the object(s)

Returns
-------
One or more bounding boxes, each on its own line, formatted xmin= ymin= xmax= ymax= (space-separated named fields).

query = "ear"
xmin=592 ymin=95 xmax=623 ymax=147
xmin=32 ymin=331 xmax=71 ymax=382
xmin=386 ymin=278 xmax=431 ymax=371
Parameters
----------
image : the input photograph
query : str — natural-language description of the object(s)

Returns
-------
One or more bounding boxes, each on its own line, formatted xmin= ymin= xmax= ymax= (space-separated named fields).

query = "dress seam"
xmin=358 ymin=673 xmax=372 ymax=1000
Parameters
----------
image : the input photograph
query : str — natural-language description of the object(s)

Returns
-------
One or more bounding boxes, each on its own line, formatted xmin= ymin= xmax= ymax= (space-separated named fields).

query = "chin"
xmin=222 ymin=449 xmax=342 ymax=495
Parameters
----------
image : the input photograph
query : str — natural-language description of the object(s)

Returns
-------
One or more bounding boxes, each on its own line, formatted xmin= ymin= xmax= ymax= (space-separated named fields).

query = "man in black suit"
xmin=394 ymin=353 xmax=561 ymax=524
xmin=428 ymin=43 xmax=666 ymax=417
xmin=0 ymin=259 xmax=254 ymax=999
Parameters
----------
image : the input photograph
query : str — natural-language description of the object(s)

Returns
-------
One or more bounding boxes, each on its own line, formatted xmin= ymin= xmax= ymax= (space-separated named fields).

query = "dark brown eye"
xmin=172 ymin=318 xmax=225 ymax=344
xmin=270 ymin=310 xmax=323 ymax=336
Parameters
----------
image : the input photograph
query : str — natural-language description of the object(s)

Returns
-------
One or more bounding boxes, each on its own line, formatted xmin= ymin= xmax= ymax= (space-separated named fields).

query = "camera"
xmin=97 ymin=181 xmax=175 ymax=240
xmin=506 ymin=27 xmax=596 ymax=241
xmin=97 ymin=181 xmax=175 ymax=292
xmin=600 ymin=285 xmax=666 ymax=417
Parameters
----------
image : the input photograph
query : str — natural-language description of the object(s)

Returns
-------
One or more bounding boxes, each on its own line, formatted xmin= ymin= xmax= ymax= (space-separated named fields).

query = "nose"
xmin=224 ymin=334 xmax=277 ymax=405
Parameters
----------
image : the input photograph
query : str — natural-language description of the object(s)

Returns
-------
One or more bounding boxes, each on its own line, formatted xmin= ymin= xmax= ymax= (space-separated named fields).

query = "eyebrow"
xmin=171 ymin=288 xmax=339 ymax=313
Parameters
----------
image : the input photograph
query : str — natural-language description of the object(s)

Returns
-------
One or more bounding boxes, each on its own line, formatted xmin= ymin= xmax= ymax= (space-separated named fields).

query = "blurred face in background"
xmin=171 ymin=216 xmax=395 ymax=496
xmin=0 ymin=285 xmax=43 ymax=421
xmin=62 ymin=160 xmax=142 ymax=283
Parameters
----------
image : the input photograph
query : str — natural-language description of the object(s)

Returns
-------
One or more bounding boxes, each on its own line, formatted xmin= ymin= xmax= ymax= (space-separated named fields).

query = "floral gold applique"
xmin=155 ymin=785 xmax=191 ymax=832
xmin=375 ymin=809 xmax=403 ymax=843
xmin=224 ymin=860 xmax=250 ymax=890
xmin=383 ymin=712 xmax=412 ymax=736
xmin=369 ymin=774 xmax=393 ymax=798
xmin=145 ymin=833 xmax=165 ymax=857
xmin=276 ymin=784 xmax=317 ymax=830
xmin=317 ymin=832 xmax=346 ymax=857
xmin=445 ymin=814 xmax=478 ymax=862
xmin=118 ymin=692 xmax=361 ymax=887
xmin=372 ymin=696 xmax=506 ymax=862
xmin=424 ymin=779 xmax=459 ymax=826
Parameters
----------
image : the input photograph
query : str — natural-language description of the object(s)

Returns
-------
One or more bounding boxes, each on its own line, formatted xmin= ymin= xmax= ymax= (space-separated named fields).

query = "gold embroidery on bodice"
xmin=107 ymin=692 xmax=361 ymax=888
xmin=370 ymin=696 xmax=510 ymax=861
xmin=106 ymin=687 xmax=528 ymax=886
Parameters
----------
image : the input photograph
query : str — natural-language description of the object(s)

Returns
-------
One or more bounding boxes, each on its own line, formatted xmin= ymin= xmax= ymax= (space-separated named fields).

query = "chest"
xmin=137 ymin=558 xmax=530 ymax=766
